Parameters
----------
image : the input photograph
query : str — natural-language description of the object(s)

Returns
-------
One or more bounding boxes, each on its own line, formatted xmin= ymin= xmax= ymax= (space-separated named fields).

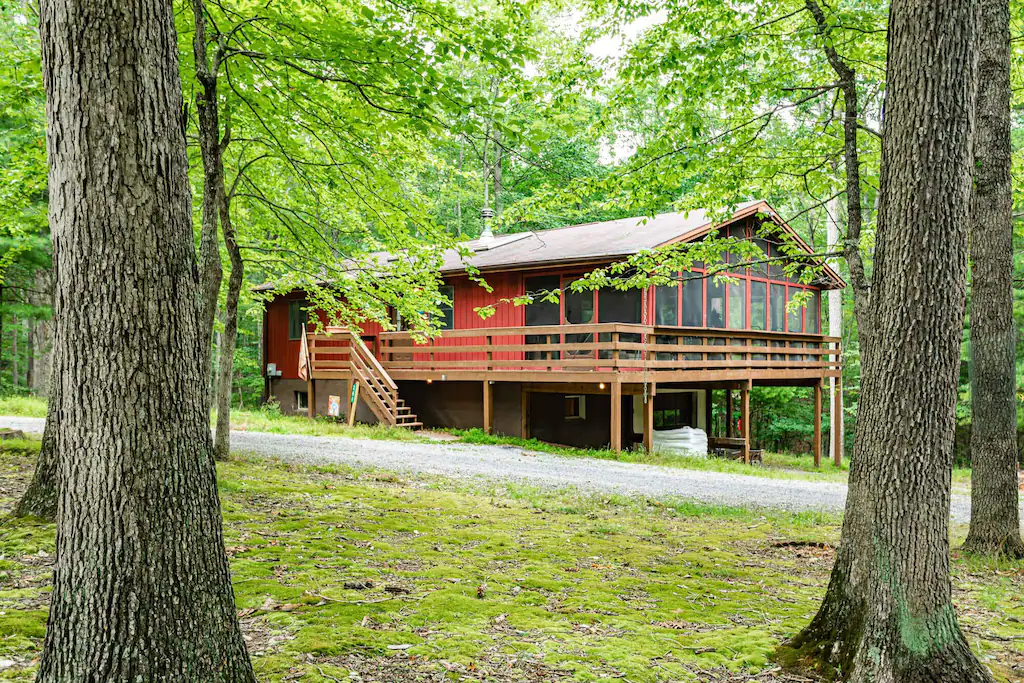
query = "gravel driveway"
xmin=0 ymin=416 xmax=980 ymax=523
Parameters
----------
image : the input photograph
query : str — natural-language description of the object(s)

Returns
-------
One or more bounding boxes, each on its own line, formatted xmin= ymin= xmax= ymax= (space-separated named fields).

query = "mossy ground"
xmin=0 ymin=439 xmax=1020 ymax=682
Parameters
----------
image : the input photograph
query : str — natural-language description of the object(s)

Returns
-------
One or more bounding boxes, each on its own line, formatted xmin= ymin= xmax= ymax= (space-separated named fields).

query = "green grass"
xmin=224 ymin=408 xmax=426 ymax=441
xmin=0 ymin=395 xmax=47 ymax=418
xmin=0 ymin=442 xmax=1020 ymax=682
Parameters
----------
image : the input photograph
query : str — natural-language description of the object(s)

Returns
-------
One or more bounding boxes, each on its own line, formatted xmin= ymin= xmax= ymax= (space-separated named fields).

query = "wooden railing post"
xmin=610 ymin=380 xmax=622 ymax=453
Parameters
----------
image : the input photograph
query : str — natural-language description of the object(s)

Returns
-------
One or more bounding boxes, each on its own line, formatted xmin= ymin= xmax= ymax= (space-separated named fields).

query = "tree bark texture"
xmin=11 ymin=405 xmax=57 ymax=520
xmin=962 ymin=0 xmax=1024 ymax=558
xmin=790 ymin=1 xmax=994 ymax=680
xmin=36 ymin=0 xmax=255 ymax=677
xmin=214 ymin=198 xmax=243 ymax=461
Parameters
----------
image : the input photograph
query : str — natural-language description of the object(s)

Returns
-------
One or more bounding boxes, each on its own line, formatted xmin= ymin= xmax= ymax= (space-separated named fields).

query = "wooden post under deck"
xmin=610 ymin=380 xmax=622 ymax=453
xmin=521 ymin=386 xmax=530 ymax=439
xmin=813 ymin=380 xmax=823 ymax=468
xmin=705 ymin=389 xmax=713 ymax=435
xmin=483 ymin=380 xmax=493 ymax=434
xmin=740 ymin=382 xmax=750 ymax=464
xmin=832 ymin=375 xmax=843 ymax=466
xmin=307 ymin=378 xmax=315 ymax=418
xmin=725 ymin=389 xmax=733 ymax=438
xmin=643 ymin=393 xmax=655 ymax=453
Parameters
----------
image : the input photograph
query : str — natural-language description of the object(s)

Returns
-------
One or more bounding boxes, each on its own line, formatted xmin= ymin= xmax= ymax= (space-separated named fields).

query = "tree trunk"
xmin=11 ymin=317 xmax=18 ymax=390
xmin=26 ymin=319 xmax=35 ymax=392
xmin=36 ymin=0 xmax=255 ymax=675
xmin=788 ymin=0 xmax=993 ymax=680
xmin=192 ymin=0 xmax=225 ymax=397
xmin=11 ymin=402 xmax=58 ymax=520
xmin=826 ymin=195 xmax=844 ymax=464
xmin=962 ymin=0 xmax=1024 ymax=558
xmin=214 ymin=198 xmax=244 ymax=461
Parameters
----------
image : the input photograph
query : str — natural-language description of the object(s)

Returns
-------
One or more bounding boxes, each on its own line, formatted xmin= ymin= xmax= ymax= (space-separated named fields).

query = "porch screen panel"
xmin=564 ymin=285 xmax=595 ymax=357
xmin=750 ymin=280 xmax=767 ymax=331
xmin=727 ymin=280 xmax=746 ymax=330
xmin=706 ymin=279 xmax=725 ymax=328
xmin=597 ymin=288 xmax=642 ymax=323
xmin=681 ymin=276 xmax=703 ymax=327
xmin=525 ymin=275 xmax=560 ymax=360
xmin=787 ymin=287 xmax=803 ymax=333
xmin=655 ymin=285 xmax=679 ymax=326
xmin=769 ymin=283 xmax=786 ymax=332
xmin=598 ymin=287 xmax=642 ymax=359
xmin=806 ymin=290 xmax=820 ymax=334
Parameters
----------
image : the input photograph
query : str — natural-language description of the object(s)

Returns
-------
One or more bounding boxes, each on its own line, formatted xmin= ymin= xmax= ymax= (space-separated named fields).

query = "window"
xmin=806 ymin=290 xmax=820 ymax=334
xmin=681 ymin=276 xmax=703 ymax=326
xmin=727 ymin=280 xmax=746 ymax=330
xmin=751 ymin=238 xmax=770 ymax=278
xmin=787 ymin=287 xmax=803 ymax=333
xmin=437 ymin=285 xmax=454 ymax=330
xmin=750 ymin=280 xmax=767 ymax=331
xmin=655 ymin=284 xmax=679 ymax=326
xmin=288 ymin=300 xmax=308 ymax=340
xmin=770 ymin=284 xmax=786 ymax=332
xmin=706 ymin=279 xmax=725 ymax=328
xmin=564 ymin=395 xmax=586 ymax=420
xmin=294 ymin=391 xmax=309 ymax=411
xmin=654 ymin=392 xmax=694 ymax=430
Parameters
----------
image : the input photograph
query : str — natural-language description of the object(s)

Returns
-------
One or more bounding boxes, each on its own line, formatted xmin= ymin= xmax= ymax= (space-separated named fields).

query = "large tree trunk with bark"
xmin=214 ymin=200 xmax=244 ymax=461
xmin=788 ymin=0 xmax=994 ymax=680
xmin=36 ymin=0 xmax=255 ymax=676
xmin=963 ymin=0 xmax=1024 ymax=559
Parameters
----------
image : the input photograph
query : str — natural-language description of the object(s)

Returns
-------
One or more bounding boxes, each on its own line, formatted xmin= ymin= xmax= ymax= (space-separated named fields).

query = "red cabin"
xmin=261 ymin=201 xmax=844 ymax=459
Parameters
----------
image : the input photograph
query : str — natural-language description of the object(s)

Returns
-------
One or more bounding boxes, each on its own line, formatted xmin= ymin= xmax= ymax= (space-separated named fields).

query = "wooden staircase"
xmin=301 ymin=327 xmax=421 ymax=429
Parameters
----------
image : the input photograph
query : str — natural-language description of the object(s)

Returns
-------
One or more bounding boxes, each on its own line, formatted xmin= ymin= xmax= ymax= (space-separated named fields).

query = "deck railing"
xmin=375 ymin=324 xmax=840 ymax=379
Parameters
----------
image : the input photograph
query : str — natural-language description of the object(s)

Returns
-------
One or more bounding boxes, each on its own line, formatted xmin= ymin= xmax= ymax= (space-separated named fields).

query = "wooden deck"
xmin=375 ymin=324 xmax=841 ymax=384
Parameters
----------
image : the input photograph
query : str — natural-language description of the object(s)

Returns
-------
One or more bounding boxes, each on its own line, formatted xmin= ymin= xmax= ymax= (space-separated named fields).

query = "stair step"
xmin=395 ymin=421 xmax=423 ymax=429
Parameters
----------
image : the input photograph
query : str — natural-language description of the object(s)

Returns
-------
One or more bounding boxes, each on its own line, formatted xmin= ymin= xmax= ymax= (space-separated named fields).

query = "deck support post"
xmin=704 ymin=389 xmax=713 ymax=435
xmin=520 ymin=386 xmax=530 ymax=439
xmin=813 ymin=380 xmax=823 ymax=468
xmin=740 ymin=382 xmax=750 ymax=464
xmin=483 ymin=380 xmax=493 ymax=435
xmin=610 ymin=380 xmax=622 ymax=453
xmin=832 ymin=374 xmax=843 ymax=466
xmin=307 ymin=378 xmax=315 ymax=419
xmin=725 ymin=389 xmax=733 ymax=438
xmin=643 ymin=391 xmax=655 ymax=454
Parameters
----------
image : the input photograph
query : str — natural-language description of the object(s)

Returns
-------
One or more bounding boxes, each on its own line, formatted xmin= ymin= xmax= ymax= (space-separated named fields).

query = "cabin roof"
xmin=438 ymin=200 xmax=844 ymax=288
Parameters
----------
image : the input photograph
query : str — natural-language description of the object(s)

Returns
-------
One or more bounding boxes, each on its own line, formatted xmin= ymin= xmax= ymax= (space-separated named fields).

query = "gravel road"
xmin=0 ymin=416 xmax=982 ymax=523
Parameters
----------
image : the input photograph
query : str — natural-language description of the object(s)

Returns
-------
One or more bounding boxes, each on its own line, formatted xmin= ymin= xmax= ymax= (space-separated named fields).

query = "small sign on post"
xmin=347 ymin=382 xmax=360 ymax=426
